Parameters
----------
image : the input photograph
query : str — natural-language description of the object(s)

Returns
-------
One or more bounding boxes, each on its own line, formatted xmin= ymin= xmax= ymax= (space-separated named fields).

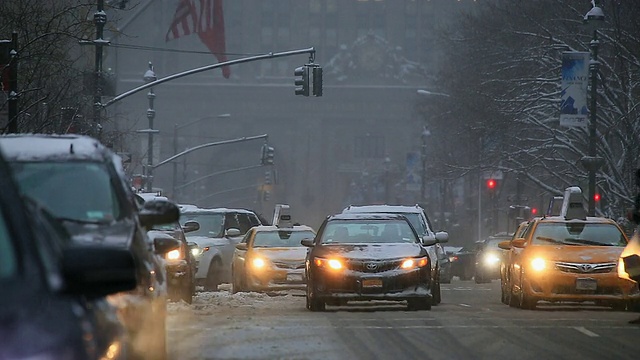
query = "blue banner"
xmin=560 ymin=51 xmax=590 ymax=128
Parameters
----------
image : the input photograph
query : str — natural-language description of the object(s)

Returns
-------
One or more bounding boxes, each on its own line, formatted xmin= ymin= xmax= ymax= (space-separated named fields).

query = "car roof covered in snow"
xmin=0 ymin=134 xmax=111 ymax=162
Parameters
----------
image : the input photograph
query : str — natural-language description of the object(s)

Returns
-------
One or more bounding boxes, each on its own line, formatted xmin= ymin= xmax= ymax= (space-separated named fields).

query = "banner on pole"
xmin=560 ymin=51 xmax=590 ymax=128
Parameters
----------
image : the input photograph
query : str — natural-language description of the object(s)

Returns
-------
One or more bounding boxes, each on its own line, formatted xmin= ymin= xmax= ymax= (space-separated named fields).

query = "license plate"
xmin=286 ymin=273 xmax=303 ymax=282
xmin=362 ymin=278 xmax=383 ymax=287
xmin=576 ymin=278 xmax=597 ymax=290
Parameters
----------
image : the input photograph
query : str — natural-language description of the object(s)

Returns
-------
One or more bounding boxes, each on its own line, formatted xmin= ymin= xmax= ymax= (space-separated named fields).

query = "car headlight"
xmin=484 ymin=253 xmax=501 ymax=266
xmin=531 ymin=258 xmax=546 ymax=272
xmin=618 ymin=259 xmax=631 ymax=280
xmin=166 ymin=249 xmax=181 ymax=260
xmin=191 ymin=246 xmax=209 ymax=257
xmin=252 ymin=257 xmax=269 ymax=269
xmin=400 ymin=257 xmax=429 ymax=269
xmin=314 ymin=257 xmax=343 ymax=270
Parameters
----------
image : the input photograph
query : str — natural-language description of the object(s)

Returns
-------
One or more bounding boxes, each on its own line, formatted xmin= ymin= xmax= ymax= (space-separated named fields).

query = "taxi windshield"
xmin=532 ymin=222 xmax=627 ymax=247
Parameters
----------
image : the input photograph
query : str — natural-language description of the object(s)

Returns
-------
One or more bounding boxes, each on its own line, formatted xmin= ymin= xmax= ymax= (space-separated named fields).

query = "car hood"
xmin=62 ymin=218 xmax=135 ymax=247
xmin=252 ymin=247 xmax=307 ymax=262
xmin=313 ymin=243 xmax=425 ymax=260
xmin=185 ymin=235 xmax=228 ymax=247
xmin=527 ymin=245 xmax=624 ymax=263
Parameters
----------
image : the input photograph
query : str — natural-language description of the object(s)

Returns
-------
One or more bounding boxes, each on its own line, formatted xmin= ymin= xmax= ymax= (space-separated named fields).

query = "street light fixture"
xmin=581 ymin=2 xmax=605 ymax=216
xmin=172 ymin=113 xmax=232 ymax=201
xmin=420 ymin=125 xmax=431 ymax=205
xmin=143 ymin=61 xmax=157 ymax=192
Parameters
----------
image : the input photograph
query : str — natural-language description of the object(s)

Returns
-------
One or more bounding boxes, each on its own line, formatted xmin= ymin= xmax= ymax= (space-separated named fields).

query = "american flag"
xmin=166 ymin=0 xmax=230 ymax=78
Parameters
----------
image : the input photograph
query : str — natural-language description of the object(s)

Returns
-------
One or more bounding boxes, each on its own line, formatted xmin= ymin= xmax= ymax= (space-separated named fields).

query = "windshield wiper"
xmin=535 ymin=236 xmax=564 ymax=244
xmin=562 ymin=238 xmax=614 ymax=246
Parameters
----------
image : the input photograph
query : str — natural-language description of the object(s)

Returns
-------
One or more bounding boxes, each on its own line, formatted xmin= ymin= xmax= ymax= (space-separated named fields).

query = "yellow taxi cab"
xmin=500 ymin=187 xmax=640 ymax=310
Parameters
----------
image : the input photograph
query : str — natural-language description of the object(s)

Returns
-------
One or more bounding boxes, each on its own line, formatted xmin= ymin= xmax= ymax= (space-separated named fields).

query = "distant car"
xmin=0 ymin=134 xmax=180 ymax=359
xmin=303 ymin=213 xmax=434 ymax=311
xmin=341 ymin=204 xmax=448 ymax=305
xmin=231 ymin=224 xmax=316 ymax=293
xmin=0 ymin=146 xmax=137 ymax=360
xmin=447 ymin=246 xmax=476 ymax=280
xmin=474 ymin=234 xmax=511 ymax=283
xmin=502 ymin=187 xmax=640 ymax=310
xmin=180 ymin=205 xmax=263 ymax=291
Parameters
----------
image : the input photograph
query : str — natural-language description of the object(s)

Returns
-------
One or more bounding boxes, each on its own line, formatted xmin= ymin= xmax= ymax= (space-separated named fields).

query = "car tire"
xmin=610 ymin=301 xmax=627 ymax=311
xmin=432 ymin=275 xmax=442 ymax=305
xmin=407 ymin=297 xmax=432 ymax=311
xmin=306 ymin=282 xmax=325 ymax=312
xmin=232 ymin=269 xmax=245 ymax=294
xmin=518 ymin=275 xmax=536 ymax=310
xmin=509 ymin=277 xmax=519 ymax=308
xmin=628 ymin=300 xmax=640 ymax=312
xmin=500 ymin=278 xmax=510 ymax=305
xmin=204 ymin=258 xmax=222 ymax=292
xmin=474 ymin=272 xmax=484 ymax=284
xmin=181 ymin=283 xmax=193 ymax=304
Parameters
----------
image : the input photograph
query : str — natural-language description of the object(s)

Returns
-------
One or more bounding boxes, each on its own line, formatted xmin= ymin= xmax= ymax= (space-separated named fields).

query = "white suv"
xmin=342 ymin=204 xmax=449 ymax=304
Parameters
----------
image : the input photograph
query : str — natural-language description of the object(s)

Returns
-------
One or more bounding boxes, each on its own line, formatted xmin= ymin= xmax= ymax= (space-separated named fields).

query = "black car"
xmin=302 ymin=213 xmax=434 ymax=311
xmin=474 ymin=234 xmax=510 ymax=283
xmin=0 ymin=134 xmax=180 ymax=360
xmin=0 ymin=147 xmax=137 ymax=359
xmin=447 ymin=246 xmax=476 ymax=281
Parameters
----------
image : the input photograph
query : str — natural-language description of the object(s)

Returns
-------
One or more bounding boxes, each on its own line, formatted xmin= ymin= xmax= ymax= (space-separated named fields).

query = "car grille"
xmin=273 ymin=260 xmax=305 ymax=270
xmin=346 ymin=259 xmax=401 ymax=273
xmin=555 ymin=262 xmax=616 ymax=274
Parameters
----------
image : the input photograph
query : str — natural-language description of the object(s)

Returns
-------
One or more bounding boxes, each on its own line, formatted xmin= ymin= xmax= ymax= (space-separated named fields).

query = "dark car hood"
xmin=62 ymin=218 xmax=135 ymax=247
xmin=314 ymin=243 xmax=425 ymax=260
xmin=0 ymin=281 xmax=84 ymax=359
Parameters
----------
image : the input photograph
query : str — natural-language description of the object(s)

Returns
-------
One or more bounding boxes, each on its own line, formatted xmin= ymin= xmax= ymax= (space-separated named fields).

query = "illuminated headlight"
xmin=531 ymin=258 xmax=546 ymax=272
xmin=314 ymin=257 xmax=343 ymax=270
xmin=166 ymin=249 xmax=181 ymax=260
xmin=484 ymin=254 xmax=501 ymax=266
xmin=191 ymin=247 xmax=203 ymax=256
xmin=618 ymin=259 xmax=631 ymax=280
xmin=252 ymin=258 xmax=268 ymax=269
xmin=401 ymin=257 xmax=429 ymax=269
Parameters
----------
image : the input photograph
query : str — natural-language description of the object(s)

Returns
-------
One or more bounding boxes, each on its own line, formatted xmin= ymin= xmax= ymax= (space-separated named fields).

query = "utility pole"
xmin=7 ymin=32 xmax=18 ymax=133
xmin=92 ymin=0 xmax=107 ymax=138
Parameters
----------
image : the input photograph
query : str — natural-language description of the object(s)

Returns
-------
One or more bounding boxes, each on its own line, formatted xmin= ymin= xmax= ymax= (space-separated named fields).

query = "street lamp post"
xmin=143 ymin=62 xmax=157 ymax=192
xmin=582 ymin=3 xmax=605 ymax=216
xmin=420 ymin=126 xmax=431 ymax=205
xmin=172 ymin=113 xmax=231 ymax=201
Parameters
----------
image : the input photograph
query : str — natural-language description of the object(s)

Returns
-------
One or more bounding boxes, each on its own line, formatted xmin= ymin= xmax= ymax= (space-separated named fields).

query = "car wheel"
xmin=204 ymin=258 xmax=222 ymax=292
xmin=232 ymin=269 xmax=245 ymax=294
xmin=306 ymin=281 xmax=325 ymax=312
xmin=181 ymin=283 xmax=193 ymax=304
xmin=610 ymin=301 xmax=627 ymax=311
xmin=474 ymin=271 xmax=484 ymax=284
xmin=628 ymin=300 xmax=640 ymax=312
xmin=432 ymin=275 xmax=442 ymax=305
xmin=509 ymin=277 xmax=519 ymax=308
xmin=500 ymin=278 xmax=510 ymax=305
xmin=518 ymin=275 xmax=536 ymax=310
xmin=407 ymin=297 xmax=432 ymax=311
xmin=461 ymin=267 xmax=473 ymax=281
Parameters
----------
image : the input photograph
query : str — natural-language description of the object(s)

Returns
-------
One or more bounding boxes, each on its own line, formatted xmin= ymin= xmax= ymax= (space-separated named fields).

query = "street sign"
xmin=483 ymin=170 xmax=503 ymax=180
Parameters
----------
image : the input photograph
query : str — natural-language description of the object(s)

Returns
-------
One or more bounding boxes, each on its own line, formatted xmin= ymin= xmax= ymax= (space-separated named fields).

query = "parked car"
xmin=474 ymin=233 xmax=511 ymax=283
xmin=0 ymin=134 xmax=180 ymax=359
xmin=232 ymin=224 xmax=316 ymax=293
xmin=136 ymin=193 xmax=200 ymax=304
xmin=341 ymin=204 xmax=448 ymax=305
xmin=180 ymin=205 xmax=263 ymax=291
xmin=0 ymin=146 xmax=137 ymax=360
xmin=302 ymin=212 xmax=434 ymax=311
xmin=501 ymin=186 xmax=640 ymax=310
xmin=447 ymin=246 xmax=476 ymax=280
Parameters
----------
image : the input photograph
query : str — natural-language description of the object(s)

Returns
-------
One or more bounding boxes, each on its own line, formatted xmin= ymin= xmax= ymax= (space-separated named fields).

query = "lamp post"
xmin=383 ymin=156 xmax=391 ymax=204
xmin=420 ymin=126 xmax=431 ymax=205
xmin=143 ymin=62 xmax=157 ymax=192
xmin=172 ymin=113 xmax=231 ymax=201
xmin=582 ymin=3 xmax=605 ymax=216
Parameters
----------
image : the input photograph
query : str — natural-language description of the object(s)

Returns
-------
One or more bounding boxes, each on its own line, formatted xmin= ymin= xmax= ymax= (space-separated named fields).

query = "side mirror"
xmin=511 ymin=238 xmax=527 ymax=248
xmin=235 ymin=243 xmax=248 ymax=251
xmin=435 ymin=231 xmax=449 ymax=243
xmin=153 ymin=234 xmax=181 ymax=254
xmin=182 ymin=220 xmax=200 ymax=234
xmin=421 ymin=236 xmax=437 ymax=247
xmin=301 ymin=238 xmax=315 ymax=247
xmin=62 ymin=246 xmax=137 ymax=299
xmin=498 ymin=240 xmax=512 ymax=250
xmin=226 ymin=228 xmax=241 ymax=237
xmin=139 ymin=199 xmax=180 ymax=230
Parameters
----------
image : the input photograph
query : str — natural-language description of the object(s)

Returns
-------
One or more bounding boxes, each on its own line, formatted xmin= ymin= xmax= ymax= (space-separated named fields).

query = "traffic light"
xmin=531 ymin=207 xmax=538 ymax=216
xmin=264 ymin=170 xmax=272 ymax=185
xmin=312 ymin=66 xmax=323 ymax=97
xmin=486 ymin=178 xmax=497 ymax=191
xmin=261 ymin=144 xmax=275 ymax=165
xmin=594 ymin=193 xmax=601 ymax=202
xmin=263 ymin=190 xmax=270 ymax=201
xmin=294 ymin=65 xmax=309 ymax=96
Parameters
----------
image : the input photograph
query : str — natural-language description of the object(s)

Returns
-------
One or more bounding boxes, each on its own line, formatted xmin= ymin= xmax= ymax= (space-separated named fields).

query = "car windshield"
xmin=8 ymin=161 xmax=121 ymax=223
xmin=320 ymin=219 xmax=418 ymax=244
xmin=0 ymin=207 xmax=17 ymax=279
xmin=181 ymin=213 xmax=224 ymax=238
xmin=532 ymin=222 xmax=627 ymax=246
xmin=399 ymin=213 xmax=427 ymax=235
xmin=253 ymin=230 xmax=315 ymax=248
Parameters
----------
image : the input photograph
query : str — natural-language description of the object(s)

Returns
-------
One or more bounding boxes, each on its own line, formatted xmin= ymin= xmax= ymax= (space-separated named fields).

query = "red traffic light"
xmin=531 ymin=207 xmax=538 ymax=215
xmin=486 ymin=179 xmax=497 ymax=190
xmin=594 ymin=193 xmax=601 ymax=202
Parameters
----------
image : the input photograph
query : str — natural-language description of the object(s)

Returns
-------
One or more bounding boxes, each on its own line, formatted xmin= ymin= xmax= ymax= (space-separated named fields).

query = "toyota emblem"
xmin=366 ymin=263 xmax=378 ymax=270
xmin=579 ymin=264 xmax=594 ymax=272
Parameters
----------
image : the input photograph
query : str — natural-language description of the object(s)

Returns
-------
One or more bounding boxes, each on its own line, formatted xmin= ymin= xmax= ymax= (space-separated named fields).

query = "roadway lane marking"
xmin=574 ymin=326 xmax=599 ymax=337
xmin=459 ymin=304 xmax=472 ymax=307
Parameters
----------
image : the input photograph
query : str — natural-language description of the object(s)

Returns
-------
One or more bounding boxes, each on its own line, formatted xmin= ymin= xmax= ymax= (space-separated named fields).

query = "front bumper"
xmin=246 ymin=268 xmax=306 ymax=291
xmin=165 ymin=260 xmax=191 ymax=287
xmin=523 ymin=269 xmax=640 ymax=303
xmin=311 ymin=267 xmax=431 ymax=302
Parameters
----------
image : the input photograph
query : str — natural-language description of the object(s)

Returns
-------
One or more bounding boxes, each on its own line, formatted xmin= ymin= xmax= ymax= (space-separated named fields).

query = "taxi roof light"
xmin=560 ymin=186 xmax=587 ymax=220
